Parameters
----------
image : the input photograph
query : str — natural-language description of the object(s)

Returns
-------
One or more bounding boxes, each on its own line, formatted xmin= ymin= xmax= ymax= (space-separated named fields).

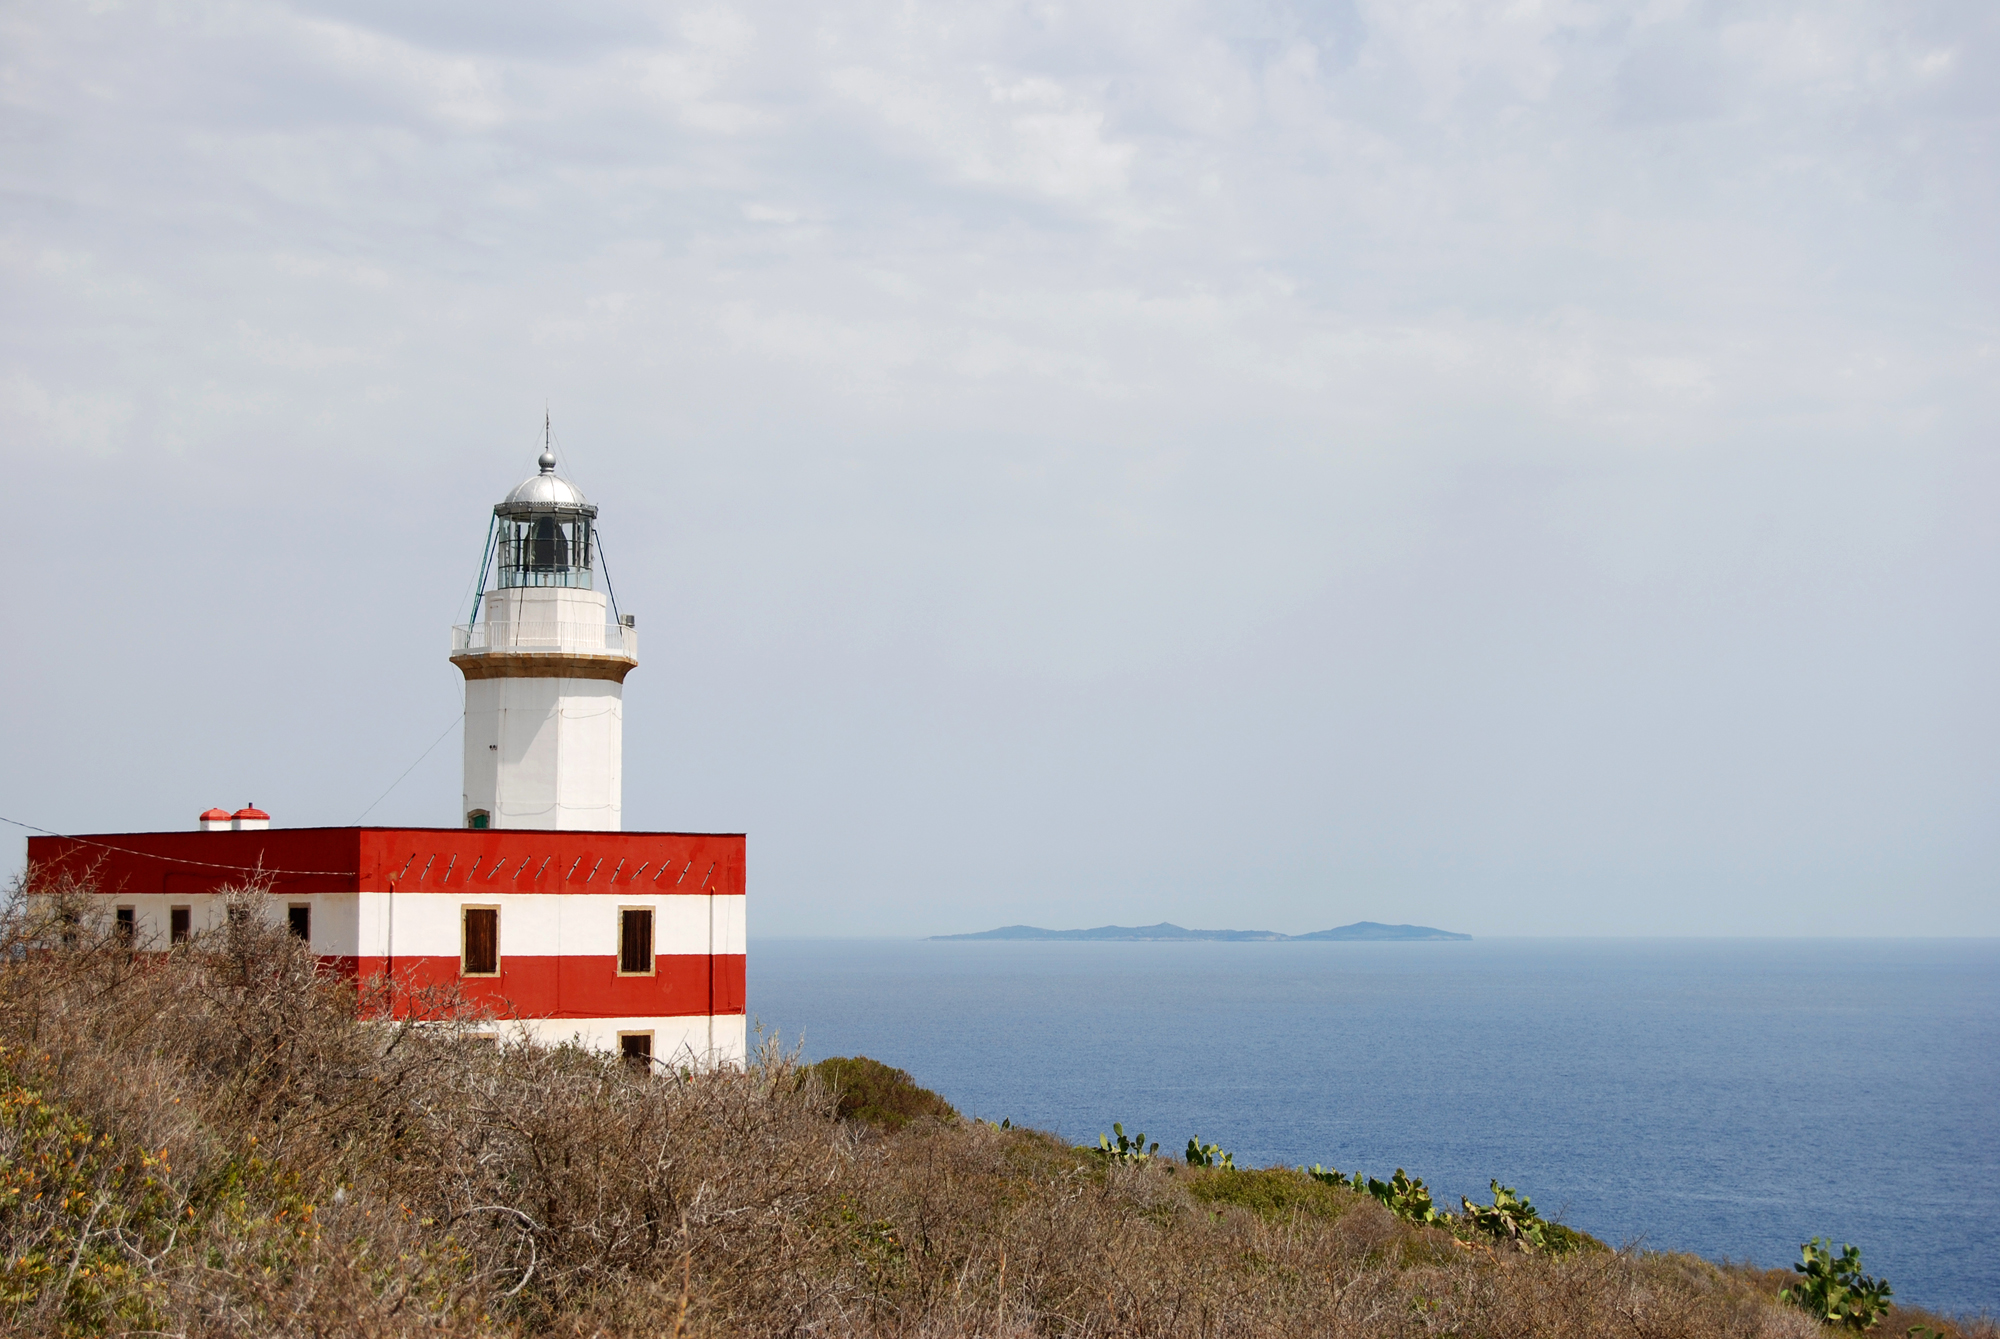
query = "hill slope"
xmin=0 ymin=883 xmax=1973 ymax=1338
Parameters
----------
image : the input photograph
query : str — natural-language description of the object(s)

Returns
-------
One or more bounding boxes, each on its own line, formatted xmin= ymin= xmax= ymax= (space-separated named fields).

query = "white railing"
xmin=452 ymin=621 xmax=637 ymax=659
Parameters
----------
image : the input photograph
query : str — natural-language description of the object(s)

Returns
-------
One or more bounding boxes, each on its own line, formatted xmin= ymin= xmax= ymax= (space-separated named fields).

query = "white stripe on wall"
xmin=97 ymin=893 xmax=746 ymax=961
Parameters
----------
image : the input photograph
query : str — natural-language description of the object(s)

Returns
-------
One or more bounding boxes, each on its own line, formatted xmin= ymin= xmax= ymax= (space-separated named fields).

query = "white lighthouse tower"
xmin=451 ymin=446 xmax=638 ymax=830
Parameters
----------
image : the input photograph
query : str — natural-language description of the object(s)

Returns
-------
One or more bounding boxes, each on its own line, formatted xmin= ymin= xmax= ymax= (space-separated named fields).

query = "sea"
xmin=749 ymin=937 xmax=2000 ymax=1317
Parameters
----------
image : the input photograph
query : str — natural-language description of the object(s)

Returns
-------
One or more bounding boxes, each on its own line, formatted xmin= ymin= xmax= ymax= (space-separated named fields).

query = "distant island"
xmin=930 ymin=920 xmax=1470 ymax=942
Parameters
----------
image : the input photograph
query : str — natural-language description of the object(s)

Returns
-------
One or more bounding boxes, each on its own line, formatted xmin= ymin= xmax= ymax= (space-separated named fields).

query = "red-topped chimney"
xmin=231 ymin=805 xmax=270 ymax=832
xmin=198 ymin=808 xmax=232 ymax=832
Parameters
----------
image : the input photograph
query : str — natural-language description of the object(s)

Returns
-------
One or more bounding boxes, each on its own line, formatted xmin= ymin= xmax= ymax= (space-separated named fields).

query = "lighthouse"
xmin=27 ymin=436 xmax=748 ymax=1066
xmin=453 ymin=449 xmax=636 ymax=830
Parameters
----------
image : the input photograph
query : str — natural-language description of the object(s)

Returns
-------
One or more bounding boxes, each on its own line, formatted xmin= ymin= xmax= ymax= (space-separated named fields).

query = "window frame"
xmin=460 ymin=905 xmax=501 ymax=977
xmin=287 ymin=903 xmax=311 ymax=943
xmin=616 ymin=905 xmax=656 ymax=976
xmin=169 ymin=906 xmax=191 ymax=944
xmin=617 ymin=1031 xmax=654 ymax=1069
xmin=114 ymin=906 xmax=136 ymax=946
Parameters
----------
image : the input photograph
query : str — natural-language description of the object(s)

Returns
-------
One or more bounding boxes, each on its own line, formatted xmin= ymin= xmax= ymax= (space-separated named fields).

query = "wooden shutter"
xmin=620 ymin=908 xmax=653 ymax=974
xmin=463 ymin=907 xmax=499 ymax=975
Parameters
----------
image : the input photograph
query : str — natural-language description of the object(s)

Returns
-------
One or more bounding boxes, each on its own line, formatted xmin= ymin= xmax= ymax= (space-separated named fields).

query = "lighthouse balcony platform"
xmin=452 ymin=620 xmax=636 ymax=656
xmin=451 ymin=621 xmax=638 ymax=681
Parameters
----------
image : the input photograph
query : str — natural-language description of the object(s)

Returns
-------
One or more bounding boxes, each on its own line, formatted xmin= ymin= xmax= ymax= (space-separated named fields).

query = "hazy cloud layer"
xmin=3 ymin=0 xmax=1995 ymax=934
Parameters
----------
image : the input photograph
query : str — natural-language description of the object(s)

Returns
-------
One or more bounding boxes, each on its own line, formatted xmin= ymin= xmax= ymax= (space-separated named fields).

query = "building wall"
xmin=510 ymin=1014 xmax=747 ymax=1067
xmin=23 ymin=827 xmax=748 ymax=1065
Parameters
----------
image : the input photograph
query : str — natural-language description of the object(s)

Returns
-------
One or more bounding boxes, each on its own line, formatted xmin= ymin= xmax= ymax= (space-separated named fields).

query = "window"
xmin=287 ymin=905 xmax=311 ymax=942
xmin=226 ymin=905 xmax=251 ymax=927
xmin=618 ymin=1032 xmax=653 ymax=1069
xmin=169 ymin=907 xmax=191 ymax=944
xmin=114 ymin=907 xmax=135 ymax=947
xmin=618 ymin=907 xmax=654 ymax=975
xmin=466 ymin=810 xmax=490 ymax=830
xmin=461 ymin=906 xmax=499 ymax=976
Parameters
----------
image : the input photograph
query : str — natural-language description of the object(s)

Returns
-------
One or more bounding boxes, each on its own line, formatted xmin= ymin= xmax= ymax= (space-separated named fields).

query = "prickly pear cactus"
xmin=1185 ymin=1137 xmax=1234 ymax=1169
xmin=1096 ymin=1122 xmax=1158 ymax=1164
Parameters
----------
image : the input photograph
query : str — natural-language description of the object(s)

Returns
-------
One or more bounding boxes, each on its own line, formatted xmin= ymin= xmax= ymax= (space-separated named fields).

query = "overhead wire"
xmin=355 ymin=710 xmax=464 ymax=824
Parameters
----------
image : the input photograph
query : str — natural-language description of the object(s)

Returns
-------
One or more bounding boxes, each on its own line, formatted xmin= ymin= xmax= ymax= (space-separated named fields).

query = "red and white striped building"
xmin=26 ymin=446 xmax=748 ymax=1067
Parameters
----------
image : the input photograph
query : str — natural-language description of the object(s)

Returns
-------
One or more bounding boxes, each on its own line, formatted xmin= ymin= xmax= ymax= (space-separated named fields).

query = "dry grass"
xmin=0 ymin=876 xmax=1990 ymax=1338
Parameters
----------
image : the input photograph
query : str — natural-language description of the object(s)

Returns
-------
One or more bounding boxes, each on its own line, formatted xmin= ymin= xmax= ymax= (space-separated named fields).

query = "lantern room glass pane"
xmin=496 ymin=515 xmax=595 ymax=589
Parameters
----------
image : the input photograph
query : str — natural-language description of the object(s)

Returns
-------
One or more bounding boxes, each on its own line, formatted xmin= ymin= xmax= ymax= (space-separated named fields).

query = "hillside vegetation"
xmin=0 ymin=879 xmax=1987 ymax=1338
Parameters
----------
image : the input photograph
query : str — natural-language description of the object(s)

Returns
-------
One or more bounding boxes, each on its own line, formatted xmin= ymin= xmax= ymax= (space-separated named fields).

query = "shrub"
xmin=1185 ymin=1166 xmax=1355 ymax=1223
xmin=1779 ymin=1238 xmax=1894 ymax=1331
xmin=1535 ymin=1219 xmax=1611 ymax=1257
xmin=804 ymin=1055 xmax=958 ymax=1130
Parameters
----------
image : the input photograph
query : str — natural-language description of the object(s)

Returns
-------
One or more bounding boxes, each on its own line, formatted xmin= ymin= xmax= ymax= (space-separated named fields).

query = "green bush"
xmin=1778 ymin=1239 xmax=1893 ymax=1331
xmin=1535 ymin=1220 xmax=1610 ymax=1257
xmin=1187 ymin=1167 xmax=1354 ymax=1223
xmin=805 ymin=1056 xmax=958 ymax=1130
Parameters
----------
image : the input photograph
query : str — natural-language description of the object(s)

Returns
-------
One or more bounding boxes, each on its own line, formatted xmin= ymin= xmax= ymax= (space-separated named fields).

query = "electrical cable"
xmin=355 ymin=710 xmax=463 ymax=823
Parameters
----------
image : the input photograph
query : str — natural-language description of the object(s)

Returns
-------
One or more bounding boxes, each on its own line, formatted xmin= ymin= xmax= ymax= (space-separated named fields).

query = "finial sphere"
xmin=538 ymin=450 xmax=557 ymax=472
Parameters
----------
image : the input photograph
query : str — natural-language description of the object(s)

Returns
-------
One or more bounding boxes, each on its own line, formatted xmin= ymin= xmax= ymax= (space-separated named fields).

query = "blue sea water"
xmin=749 ymin=938 xmax=2000 ymax=1316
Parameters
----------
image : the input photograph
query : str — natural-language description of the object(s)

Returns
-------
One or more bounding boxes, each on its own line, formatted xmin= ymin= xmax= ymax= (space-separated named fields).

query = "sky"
xmin=2 ymin=0 xmax=1995 ymax=937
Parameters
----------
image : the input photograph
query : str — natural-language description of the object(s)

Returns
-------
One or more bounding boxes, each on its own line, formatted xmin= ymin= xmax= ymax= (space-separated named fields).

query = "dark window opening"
xmin=170 ymin=907 xmax=191 ymax=943
xmin=619 ymin=1032 xmax=653 ymax=1069
xmin=287 ymin=905 xmax=311 ymax=942
xmin=462 ymin=907 xmax=499 ymax=976
xmin=114 ymin=907 xmax=135 ymax=946
xmin=619 ymin=908 xmax=654 ymax=975
xmin=226 ymin=905 xmax=251 ymax=927
xmin=467 ymin=810 xmax=490 ymax=830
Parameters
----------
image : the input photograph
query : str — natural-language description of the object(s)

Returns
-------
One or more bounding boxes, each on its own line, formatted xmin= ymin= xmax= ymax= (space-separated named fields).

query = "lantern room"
xmin=493 ymin=451 xmax=597 ymax=590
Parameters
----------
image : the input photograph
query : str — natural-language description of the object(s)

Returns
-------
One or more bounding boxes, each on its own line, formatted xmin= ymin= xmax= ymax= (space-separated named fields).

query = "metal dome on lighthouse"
xmin=451 ymin=434 xmax=638 ymax=831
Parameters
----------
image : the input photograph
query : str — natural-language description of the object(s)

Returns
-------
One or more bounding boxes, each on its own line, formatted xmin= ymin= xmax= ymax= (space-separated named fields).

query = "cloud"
xmin=0 ymin=0 xmax=1994 ymax=934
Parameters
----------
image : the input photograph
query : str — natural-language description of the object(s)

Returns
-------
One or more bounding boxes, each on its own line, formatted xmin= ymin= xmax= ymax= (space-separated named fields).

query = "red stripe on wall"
xmin=24 ymin=828 xmax=747 ymax=899
xmin=346 ymin=953 xmax=746 ymax=1019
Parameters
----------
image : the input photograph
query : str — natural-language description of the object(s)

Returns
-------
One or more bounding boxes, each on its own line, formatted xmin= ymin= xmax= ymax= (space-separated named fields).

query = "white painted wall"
xmin=462 ymin=677 xmax=624 ymax=830
xmin=510 ymin=1014 xmax=746 ymax=1067
xmin=460 ymin=586 xmax=629 ymax=830
xmin=102 ymin=892 xmax=744 ymax=965
xmin=478 ymin=586 xmax=617 ymax=650
xmin=356 ymin=891 xmax=745 ymax=962
xmin=99 ymin=892 xmax=748 ymax=1066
